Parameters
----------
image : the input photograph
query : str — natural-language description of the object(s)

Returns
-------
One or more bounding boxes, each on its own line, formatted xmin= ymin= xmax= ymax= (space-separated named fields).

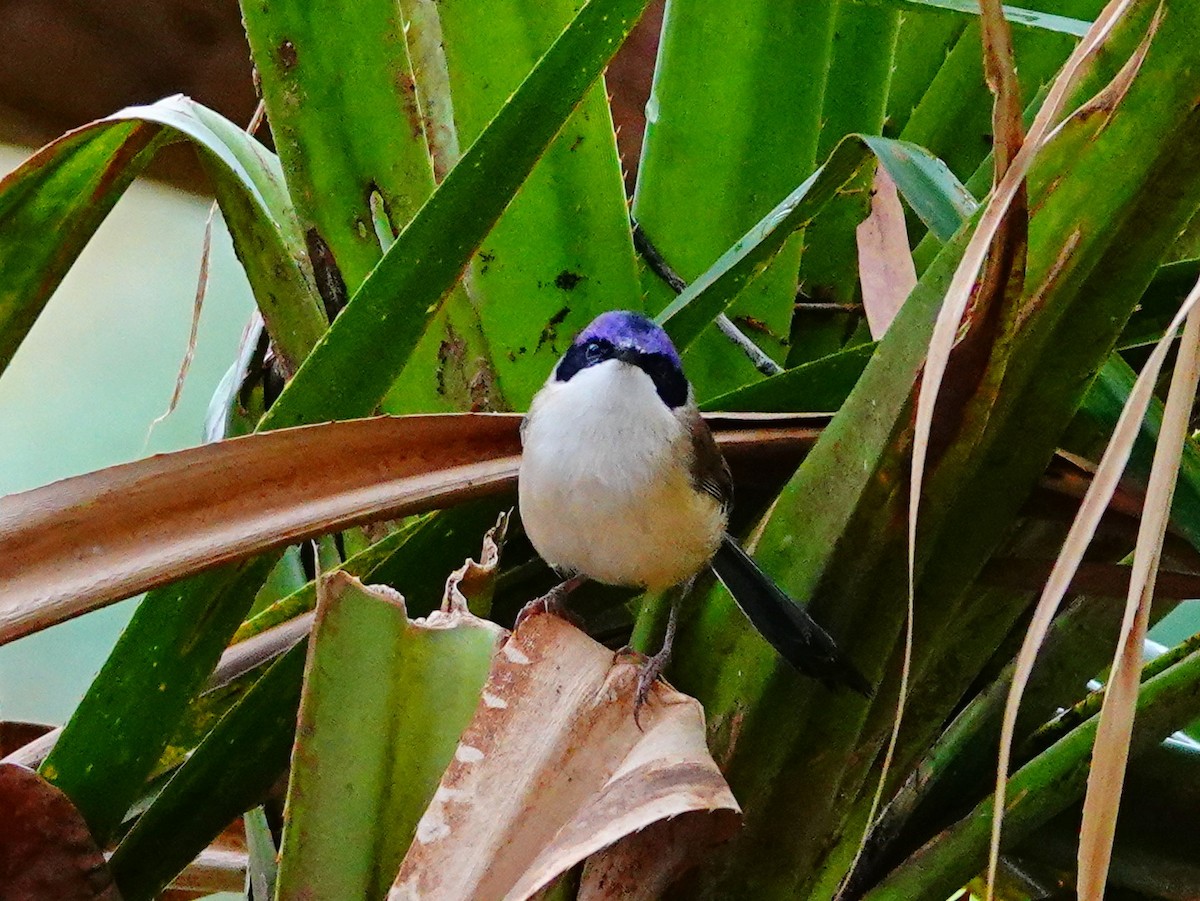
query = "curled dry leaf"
xmin=390 ymin=615 xmax=740 ymax=901
xmin=0 ymin=412 xmax=821 ymax=646
xmin=989 ymin=214 xmax=1200 ymax=898
xmin=0 ymin=762 xmax=121 ymax=900
xmin=442 ymin=511 xmax=509 ymax=616
xmin=856 ymin=165 xmax=917 ymax=340
xmin=1077 ymin=273 xmax=1200 ymax=899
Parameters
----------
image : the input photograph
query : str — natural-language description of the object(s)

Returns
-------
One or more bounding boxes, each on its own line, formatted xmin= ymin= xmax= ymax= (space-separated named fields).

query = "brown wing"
xmin=682 ymin=406 xmax=733 ymax=512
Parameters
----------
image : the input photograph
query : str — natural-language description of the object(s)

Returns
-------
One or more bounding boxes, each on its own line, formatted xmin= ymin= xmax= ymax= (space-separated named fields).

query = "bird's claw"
xmin=513 ymin=577 xmax=585 ymax=635
xmin=513 ymin=594 xmax=554 ymax=635
xmin=613 ymin=647 xmax=666 ymax=731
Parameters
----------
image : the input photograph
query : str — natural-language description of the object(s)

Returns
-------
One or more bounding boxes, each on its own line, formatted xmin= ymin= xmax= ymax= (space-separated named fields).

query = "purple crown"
xmin=575 ymin=311 xmax=681 ymax=366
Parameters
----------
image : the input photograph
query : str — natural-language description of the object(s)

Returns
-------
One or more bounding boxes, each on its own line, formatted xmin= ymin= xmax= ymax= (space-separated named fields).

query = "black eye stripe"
xmin=636 ymin=351 xmax=689 ymax=408
xmin=556 ymin=340 xmax=688 ymax=408
xmin=556 ymin=337 xmax=613 ymax=383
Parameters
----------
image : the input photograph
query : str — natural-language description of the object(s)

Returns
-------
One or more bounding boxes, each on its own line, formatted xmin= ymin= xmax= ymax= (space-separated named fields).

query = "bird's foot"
xmin=513 ymin=576 xmax=585 ymax=635
xmin=611 ymin=645 xmax=669 ymax=730
xmin=633 ymin=646 xmax=670 ymax=730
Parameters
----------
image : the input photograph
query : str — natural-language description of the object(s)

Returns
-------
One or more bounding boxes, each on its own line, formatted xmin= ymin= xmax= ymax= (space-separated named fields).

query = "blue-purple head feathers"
xmin=576 ymin=311 xmax=682 ymax=365
xmin=554 ymin=311 xmax=689 ymax=408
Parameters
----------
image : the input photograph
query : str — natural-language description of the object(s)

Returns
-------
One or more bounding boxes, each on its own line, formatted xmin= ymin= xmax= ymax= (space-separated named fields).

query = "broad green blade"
xmin=632 ymin=0 xmax=838 ymax=396
xmin=239 ymin=0 xmax=437 ymax=292
xmin=108 ymin=639 xmax=308 ymax=901
xmin=260 ymin=0 xmax=655 ymax=430
xmin=0 ymin=96 xmax=326 ymax=378
xmin=409 ymin=0 xmax=643 ymax=410
xmin=790 ymin=1 xmax=900 ymax=364
xmin=239 ymin=0 xmax=500 ymax=414
xmin=274 ymin=575 xmax=502 ymax=900
xmin=39 ymin=557 xmax=277 ymax=843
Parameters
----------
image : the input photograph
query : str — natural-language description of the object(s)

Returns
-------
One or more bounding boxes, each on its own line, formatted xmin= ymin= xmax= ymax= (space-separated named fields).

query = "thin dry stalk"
xmin=1076 ymin=287 xmax=1200 ymax=898
xmin=987 ymin=272 xmax=1200 ymax=895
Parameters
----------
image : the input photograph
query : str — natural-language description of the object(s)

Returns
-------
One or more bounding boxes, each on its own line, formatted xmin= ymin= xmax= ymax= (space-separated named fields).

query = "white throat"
xmin=518 ymin=360 xmax=724 ymax=590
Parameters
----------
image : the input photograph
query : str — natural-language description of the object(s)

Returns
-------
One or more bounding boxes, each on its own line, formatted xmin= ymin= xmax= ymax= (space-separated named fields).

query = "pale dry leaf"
xmin=988 ymin=271 xmax=1200 ymax=894
xmin=866 ymin=0 xmax=1030 ymax=890
xmin=162 ymin=846 xmax=247 ymax=899
xmin=856 ymin=165 xmax=917 ymax=340
xmin=1076 ymin=287 xmax=1200 ymax=899
xmin=149 ymin=98 xmax=270 ymax=442
xmin=146 ymin=200 xmax=216 ymax=444
xmin=442 ymin=511 xmax=509 ymax=615
xmin=388 ymin=615 xmax=740 ymax=901
xmin=877 ymin=0 xmax=1148 ymax=892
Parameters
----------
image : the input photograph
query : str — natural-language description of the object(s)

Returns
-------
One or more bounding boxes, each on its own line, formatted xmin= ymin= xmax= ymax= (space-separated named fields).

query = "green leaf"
xmin=40 ymin=557 xmax=277 ymax=843
xmin=0 ymin=96 xmax=326 ymax=379
xmin=274 ymin=574 xmax=502 ymax=899
xmin=260 ymin=0 xmax=656 ymax=430
xmin=109 ymin=638 xmax=307 ymax=900
xmin=239 ymin=0 xmax=438 ymax=292
xmin=790 ymin=1 xmax=901 ymax=363
xmin=412 ymin=0 xmax=643 ymax=410
xmin=659 ymin=135 xmax=968 ymax=363
xmin=632 ymin=0 xmax=838 ymax=395
xmin=864 ymin=638 xmax=1200 ymax=901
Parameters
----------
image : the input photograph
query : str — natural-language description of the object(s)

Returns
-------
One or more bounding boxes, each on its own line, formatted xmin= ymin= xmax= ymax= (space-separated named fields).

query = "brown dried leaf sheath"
xmin=0 ymin=763 xmax=121 ymax=900
xmin=0 ymin=412 xmax=823 ymax=645
xmin=389 ymin=615 xmax=740 ymax=901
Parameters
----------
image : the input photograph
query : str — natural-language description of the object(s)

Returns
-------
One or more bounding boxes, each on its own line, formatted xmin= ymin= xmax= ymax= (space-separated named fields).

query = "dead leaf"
xmin=1077 ymin=266 xmax=1200 ymax=899
xmin=0 ymin=413 xmax=821 ymax=646
xmin=443 ymin=511 xmax=508 ymax=616
xmin=988 ymin=263 xmax=1200 ymax=896
xmin=856 ymin=165 xmax=917 ymax=339
xmin=389 ymin=616 xmax=740 ymax=901
xmin=0 ymin=722 xmax=53 ymax=758
xmin=0 ymin=762 xmax=121 ymax=900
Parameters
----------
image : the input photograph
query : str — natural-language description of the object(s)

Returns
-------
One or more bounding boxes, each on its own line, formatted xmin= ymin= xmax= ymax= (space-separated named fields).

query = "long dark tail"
xmin=710 ymin=534 xmax=873 ymax=697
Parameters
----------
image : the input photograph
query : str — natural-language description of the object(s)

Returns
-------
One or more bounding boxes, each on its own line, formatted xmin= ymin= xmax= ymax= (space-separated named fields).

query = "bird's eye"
xmin=584 ymin=340 xmax=605 ymax=364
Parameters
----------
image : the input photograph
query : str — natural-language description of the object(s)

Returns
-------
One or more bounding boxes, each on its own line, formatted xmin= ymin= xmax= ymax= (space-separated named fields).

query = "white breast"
xmin=518 ymin=361 xmax=725 ymax=590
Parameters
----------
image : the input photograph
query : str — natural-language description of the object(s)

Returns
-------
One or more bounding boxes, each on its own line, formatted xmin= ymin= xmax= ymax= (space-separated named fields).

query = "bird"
xmin=516 ymin=310 xmax=872 ymax=716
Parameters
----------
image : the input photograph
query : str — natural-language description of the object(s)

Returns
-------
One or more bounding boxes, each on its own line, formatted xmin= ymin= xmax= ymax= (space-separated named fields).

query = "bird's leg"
xmin=633 ymin=581 xmax=687 ymax=728
xmin=513 ymin=574 xmax=586 ymax=634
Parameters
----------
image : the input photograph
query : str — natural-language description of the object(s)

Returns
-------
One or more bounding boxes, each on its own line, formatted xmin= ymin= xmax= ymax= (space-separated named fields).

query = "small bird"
xmin=517 ymin=310 xmax=871 ymax=714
